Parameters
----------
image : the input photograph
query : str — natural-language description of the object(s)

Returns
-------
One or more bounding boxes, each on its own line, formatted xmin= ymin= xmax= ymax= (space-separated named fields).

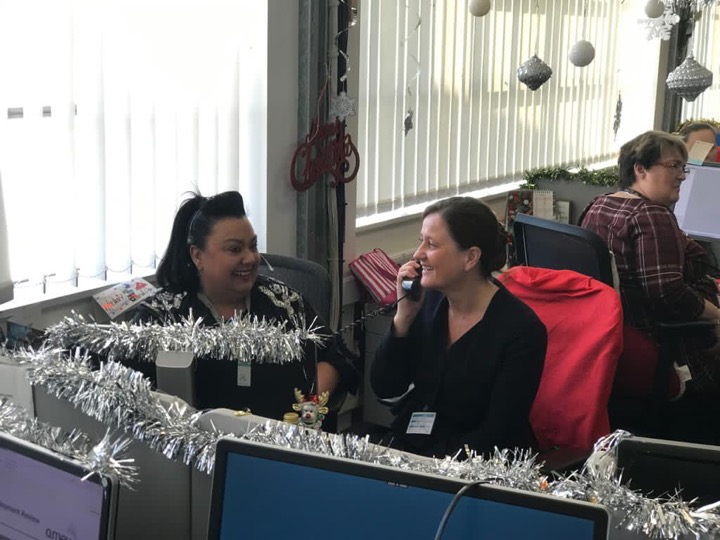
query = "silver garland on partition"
xmin=242 ymin=420 xmax=547 ymax=492
xmin=18 ymin=348 xmax=225 ymax=474
xmin=553 ymin=431 xmax=720 ymax=538
xmin=44 ymin=311 xmax=327 ymax=364
xmin=244 ymin=422 xmax=720 ymax=539
xmin=0 ymin=397 xmax=137 ymax=488
xmin=13 ymin=345 xmax=720 ymax=537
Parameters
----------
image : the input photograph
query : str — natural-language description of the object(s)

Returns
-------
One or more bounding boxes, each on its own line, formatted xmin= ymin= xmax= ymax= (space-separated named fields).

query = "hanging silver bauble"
xmin=517 ymin=55 xmax=553 ymax=91
xmin=568 ymin=40 xmax=596 ymax=67
xmin=666 ymin=54 xmax=713 ymax=102
xmin=468 ymin=0 xmax=492 ymax=17
xmin=644 ymin=0 xmax=665 ymax=19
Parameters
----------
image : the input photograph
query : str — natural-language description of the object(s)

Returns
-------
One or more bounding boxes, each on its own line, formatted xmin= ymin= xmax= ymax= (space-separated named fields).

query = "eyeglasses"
xmin=654 ymin=161 xmax=690 ymax=174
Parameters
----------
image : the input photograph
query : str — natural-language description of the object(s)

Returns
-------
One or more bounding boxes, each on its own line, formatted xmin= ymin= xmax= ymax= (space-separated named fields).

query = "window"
xmin=681 ymin=7 xmax=720 ymax=120
xmin=355 ymin=0 xmax=622 ymax=226
xmin=0 ymin=0 xmax=266 ymax=301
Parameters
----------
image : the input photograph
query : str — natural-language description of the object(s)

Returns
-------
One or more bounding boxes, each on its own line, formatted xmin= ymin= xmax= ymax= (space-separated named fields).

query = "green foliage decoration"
xmin=521 ymin=165 xmax=619 ymax=190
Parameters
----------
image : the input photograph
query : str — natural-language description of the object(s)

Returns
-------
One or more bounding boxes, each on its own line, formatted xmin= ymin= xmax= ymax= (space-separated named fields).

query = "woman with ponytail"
xmin=130 ymin=191 xmax=358 ymax=424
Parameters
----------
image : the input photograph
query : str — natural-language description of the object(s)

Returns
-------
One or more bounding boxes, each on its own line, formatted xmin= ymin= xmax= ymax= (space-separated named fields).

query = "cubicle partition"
xmin=191 ymin=409 xmax=272 ymax=540
xmin=33 ymin=386 xmax=193 ymax=540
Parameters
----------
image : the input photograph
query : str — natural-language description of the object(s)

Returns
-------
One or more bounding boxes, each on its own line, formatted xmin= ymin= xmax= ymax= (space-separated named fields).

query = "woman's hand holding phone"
xmin=393 ymin=260 xmax=424 ymax=337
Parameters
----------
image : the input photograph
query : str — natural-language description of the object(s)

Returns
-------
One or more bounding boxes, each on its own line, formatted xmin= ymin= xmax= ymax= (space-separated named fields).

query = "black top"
xmin=127 ymin=275 xmax=359 ymax=421
xmin=371 ymin=284 xmax=547 ymax=457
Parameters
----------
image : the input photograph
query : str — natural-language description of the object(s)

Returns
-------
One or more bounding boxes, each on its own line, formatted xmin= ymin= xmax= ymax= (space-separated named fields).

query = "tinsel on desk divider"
xmin=19 ymin=347 xmax=222 ymax=474
xmin=44 ymin=310 xmax=327 ymax=364
xmin=244 ymin=424 xmax=720 ymax=539
xmin=0 ymin=397 xmax=138 ymax=488
xmin=17 ymin=347 xmax=720 ymax=539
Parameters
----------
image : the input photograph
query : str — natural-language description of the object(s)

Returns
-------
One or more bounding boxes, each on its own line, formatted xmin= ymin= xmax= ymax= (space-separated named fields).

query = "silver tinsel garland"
xmin=242 ymin=422 xmax=720 ymax=538
xmin=0 ymin=397 xmax=137 ymax=488
xmin=44 ymin=311 xmax=327 ymax=364
xmin=19 ymin=348 xmax=225 ymax=474
xmin=15 ymin=346 xmax=720 ymax=538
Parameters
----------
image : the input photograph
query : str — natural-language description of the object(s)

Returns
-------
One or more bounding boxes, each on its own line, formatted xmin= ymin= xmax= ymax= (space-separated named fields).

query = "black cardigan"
xmin=127 ymin=275 xmax=359 ymax=421
xmin=371 ymin=284 xmax=547 ymax=457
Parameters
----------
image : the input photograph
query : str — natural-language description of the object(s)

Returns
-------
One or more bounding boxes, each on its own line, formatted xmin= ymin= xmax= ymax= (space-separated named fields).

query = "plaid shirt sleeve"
xmin=632 ymin=205 xmax=706 ymax=320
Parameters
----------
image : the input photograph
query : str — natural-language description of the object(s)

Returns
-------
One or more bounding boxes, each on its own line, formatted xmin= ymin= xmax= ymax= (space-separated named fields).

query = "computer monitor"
xmin=208 ymin=437 xmax=609 ymax=540
xmin=673 ymin=164 xmax=720 ymax=241
xmin=617 ymin=436 xmax=720 ymax=506
xmin=0 ymin=431 xmax=117 ymax=540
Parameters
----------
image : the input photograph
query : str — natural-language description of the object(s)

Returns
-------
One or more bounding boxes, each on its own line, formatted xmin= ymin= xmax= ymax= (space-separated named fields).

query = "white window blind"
xmin=356 ymin=0 xmax=622 ymax=226
xmin=0 ymin=0 xmax=263 ymax=301
xmin=681 ymin=6 xmax=720 ymax=120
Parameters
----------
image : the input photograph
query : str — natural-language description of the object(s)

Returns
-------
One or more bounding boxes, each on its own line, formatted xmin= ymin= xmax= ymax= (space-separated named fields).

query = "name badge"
xmin=406 ymin=412 xmax=436 ymax=435
xmin=237 ymin=362 xmax=251 ymax=387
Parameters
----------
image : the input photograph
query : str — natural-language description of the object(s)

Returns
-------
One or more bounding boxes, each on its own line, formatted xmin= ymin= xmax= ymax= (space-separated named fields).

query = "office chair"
xmin=498 ymin=266 xmax=623 ymax=460
xmin=512 ymin=213 xmax=616 ymax=289
xmin=511 ymin=213 xmax=715 ymax=441
xmin=259 ymin=253 xmax=331 ymax=323
xmin=259 ymin=253 xmax=351 ymax=420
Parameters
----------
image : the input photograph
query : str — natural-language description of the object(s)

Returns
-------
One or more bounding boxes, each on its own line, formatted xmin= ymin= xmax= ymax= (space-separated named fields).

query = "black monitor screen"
xmin=0 ymin=432 xmax=115 ymax=540
xmin=618 ymin=436 xmax=720 ymax=506
xmin=209 ymin=438 xmax=609 ymax=540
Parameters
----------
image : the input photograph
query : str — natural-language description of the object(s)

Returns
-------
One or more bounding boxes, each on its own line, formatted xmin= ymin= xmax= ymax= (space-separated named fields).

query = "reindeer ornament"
xmin=292 ymin=388 xmax=329 ymax=430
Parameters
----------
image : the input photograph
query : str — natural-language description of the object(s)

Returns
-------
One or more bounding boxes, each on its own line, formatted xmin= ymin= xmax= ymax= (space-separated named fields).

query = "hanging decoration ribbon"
xmin=290 ymin=115 xmax=360 ymax=192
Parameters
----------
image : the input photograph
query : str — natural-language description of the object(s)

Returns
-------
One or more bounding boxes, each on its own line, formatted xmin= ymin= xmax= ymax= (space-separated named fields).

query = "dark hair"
xmin=677 ymin=122 xmax=718 ymax=142
xmin=156 ymin=191 xmax=247 ymax=294
xmin=423 ymin=196 xmax=508 ymax=278
xmin=617 ymin=130 xmax=688 ymax=189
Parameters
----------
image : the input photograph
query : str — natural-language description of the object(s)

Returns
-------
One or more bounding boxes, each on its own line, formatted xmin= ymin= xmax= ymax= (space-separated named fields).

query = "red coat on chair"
xmin=499 ymin=266 xmax=623 ymax=450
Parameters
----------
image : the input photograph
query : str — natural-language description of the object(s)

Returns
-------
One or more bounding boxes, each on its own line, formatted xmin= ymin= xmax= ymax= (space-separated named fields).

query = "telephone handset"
xmin=401 ymin=262 xmax=423 ymax=301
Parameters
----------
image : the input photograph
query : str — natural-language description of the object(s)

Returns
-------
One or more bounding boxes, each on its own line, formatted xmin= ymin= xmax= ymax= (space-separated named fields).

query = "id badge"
xmin=237 ymin=361 xmax=251 ymax=387
xmin=406 ymin=412 xmax=436 ymax=435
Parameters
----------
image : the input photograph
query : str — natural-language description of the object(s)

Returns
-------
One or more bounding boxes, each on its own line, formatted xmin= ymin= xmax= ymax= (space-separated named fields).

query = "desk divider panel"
xmin=33 ymin=386 xmax=193 ymax=540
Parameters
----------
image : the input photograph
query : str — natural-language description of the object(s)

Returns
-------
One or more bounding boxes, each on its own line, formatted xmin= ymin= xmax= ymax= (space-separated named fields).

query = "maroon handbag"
xmin=349 ymin=249 xmax=400 ymax=307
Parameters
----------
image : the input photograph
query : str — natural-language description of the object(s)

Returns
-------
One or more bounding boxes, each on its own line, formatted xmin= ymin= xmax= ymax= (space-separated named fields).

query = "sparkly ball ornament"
xmin=666 ymin=54 xmax=713 ymax=101
xmin=468 ymin=0 xmax=492 ymax=17
xmin=644 ymin=0 xmax=666 ymax=19
xmin=568 ymin=40 xmax=595 ymax=67
xmin=517 ymin=55 xmax=553 ymax=91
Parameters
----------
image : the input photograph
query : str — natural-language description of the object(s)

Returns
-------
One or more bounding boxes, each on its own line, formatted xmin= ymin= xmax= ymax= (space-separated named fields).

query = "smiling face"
xmin=633 ymin=150 xmax=686 ymax=206
xmin=190 ymin=216 xmax=260 ymax=305
xmin=412 ymin=212 xmax=477 ymax=292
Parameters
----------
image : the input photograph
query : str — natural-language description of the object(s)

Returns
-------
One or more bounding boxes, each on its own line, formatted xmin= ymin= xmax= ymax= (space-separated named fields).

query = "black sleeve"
xmin=370 ymin=319 xmax=422 ymax=399
xmin=304 ymin=298 xmax=361 ymax=395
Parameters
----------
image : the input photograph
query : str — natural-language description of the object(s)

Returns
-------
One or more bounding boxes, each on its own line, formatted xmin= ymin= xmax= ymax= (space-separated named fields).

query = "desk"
xmin=674 ymin=164 xmax=720 ymax=241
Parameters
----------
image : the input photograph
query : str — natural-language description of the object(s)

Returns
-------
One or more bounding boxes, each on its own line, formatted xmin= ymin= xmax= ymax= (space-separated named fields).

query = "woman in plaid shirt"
xmin=580 ymin=130 xmax=720 ymax=444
